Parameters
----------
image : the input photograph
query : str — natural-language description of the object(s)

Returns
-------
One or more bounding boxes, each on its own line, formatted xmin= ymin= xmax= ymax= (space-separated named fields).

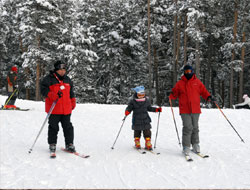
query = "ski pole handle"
xmin=122 ymin=115 xmax=127 ymax=121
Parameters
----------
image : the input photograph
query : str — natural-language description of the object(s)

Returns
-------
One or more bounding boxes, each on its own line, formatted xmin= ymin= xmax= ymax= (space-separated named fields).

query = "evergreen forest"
xmin=0 ymin=0 xmax=249 ymax=108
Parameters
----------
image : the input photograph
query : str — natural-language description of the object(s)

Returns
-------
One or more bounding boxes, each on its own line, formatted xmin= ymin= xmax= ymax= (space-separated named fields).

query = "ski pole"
xmin=169 ymin=98 xmax=181 ymax=147
xmin=3 ymin=89 xmax=18 ymax=109
xmin=154 ymin=111 xmax=161 ymax=149
xmin=214 ymin=101 xmax=245 ymax=143
xmin=28 ymin=99 xmax=59 ymax=153
xmin=111 ymin=116 xmax=127 ymax=149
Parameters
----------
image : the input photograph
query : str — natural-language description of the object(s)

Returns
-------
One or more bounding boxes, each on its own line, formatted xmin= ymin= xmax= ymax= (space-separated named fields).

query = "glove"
xmin=125 ymin=110 xmax=130 ymax=116
xmin=156 ymin=107 xmax=162 ymax=112
xmin=207 ymin=96 xmax=214 ymax=102
xmin=71 ymin=98 xmax=76 ymax=110
xmin=15 ymin=85 xmax=18 ymax=88
xmin=57 ymin=90 xmax=63 ymax=98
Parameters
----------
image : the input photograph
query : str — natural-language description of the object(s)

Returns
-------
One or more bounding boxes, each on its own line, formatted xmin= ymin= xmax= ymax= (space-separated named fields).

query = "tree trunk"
xmin=154 ymin=48 xmax=160 ymax=106
xmin=220 ymin=80 xmax=225 ymax=108
xmin=19 ymin=36 xmax=31 ymax=100
xmin=238 ymin=17 xmax=246 ymax=102
xmin=230 ymin=0 xmax=238 ymax=108
xmin=176 ymin=14 xmax=181 ymax=70
xmin=195 ymin=40 xmax=200 ymax=78
xmin=172 ymin=0 xmax=178 ymax=87
xmin=147 ymin=0 xmax=152 ymax=102
xmin=183 ymin=14 xmax=188 ymax=66
xmin=35 ymin=34 xmax=41 ymax=101
xmin=205 ymin=36 xmax=212 ymax=91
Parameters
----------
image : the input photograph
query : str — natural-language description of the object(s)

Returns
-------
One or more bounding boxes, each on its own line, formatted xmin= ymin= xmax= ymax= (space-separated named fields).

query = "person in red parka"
xmin=41 ymin=61 xmax=76 ymax=153
xmin=3 ymin=66 xmax=19 ymax=110
xmin=169 ymin=65 xmax=212 ymax=156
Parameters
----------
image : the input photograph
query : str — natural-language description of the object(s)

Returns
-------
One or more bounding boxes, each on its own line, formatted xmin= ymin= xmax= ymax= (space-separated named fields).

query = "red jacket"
xmin=169 ymin=74 xmax=210 ymax=114
xmin=41 ymin=71 xmax=76 ymax=115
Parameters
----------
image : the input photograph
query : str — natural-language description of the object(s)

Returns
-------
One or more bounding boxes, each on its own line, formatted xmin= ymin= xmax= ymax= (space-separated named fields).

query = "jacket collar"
xmin=181 ymin=74 xmax=196 ymax=82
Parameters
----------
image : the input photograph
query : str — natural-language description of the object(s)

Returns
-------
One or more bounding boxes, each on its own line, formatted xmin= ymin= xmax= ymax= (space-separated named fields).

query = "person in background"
xmin=3 ymin=66 xmax=19 ymax=110
xmin=40 ymin=61 xmax=77 ymax=154
xmin=125 ymin=86 xmax=162 ymax=150
xmin=234 ymin=94 xmax=250 ymax=109
xmin=169 ymin=65 xmax=212 ymax=156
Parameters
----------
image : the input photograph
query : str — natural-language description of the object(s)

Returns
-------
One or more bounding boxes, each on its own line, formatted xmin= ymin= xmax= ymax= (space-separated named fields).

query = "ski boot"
xmin=3 ymin=105 xmax=16 ymax=110
xmin=66 ymin=143 xmax=76 ymax=153
xmin=183 ymin=146 xmax=191 ymax=156
xmin=49 ymin=144 xmax=56 ymax=153
xmin=49 ymin=144 xmax=56 ymax=158
xmin=192 ymin=144 xmax=200 ymax=153
xmin=145 ymin=137 xmax=152 ymax=150
xmin=134 ymin=137 xmax=141 ymax=149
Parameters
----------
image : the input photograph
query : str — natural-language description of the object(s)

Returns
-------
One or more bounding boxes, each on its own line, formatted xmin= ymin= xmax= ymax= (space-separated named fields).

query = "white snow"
xmin=109 ymin=31 xmax=120 ymax=40
xmin=1 ymin=95 xmax=250 ymax=189
xmin=128 ymin=39 xmax=139 ymax=47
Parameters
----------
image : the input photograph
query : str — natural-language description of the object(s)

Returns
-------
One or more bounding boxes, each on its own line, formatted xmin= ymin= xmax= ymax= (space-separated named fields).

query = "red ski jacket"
xmin=41 ymin=71 xmax=76 ymax=115
xmin=169 ymin=74 xmax=210 ymax=114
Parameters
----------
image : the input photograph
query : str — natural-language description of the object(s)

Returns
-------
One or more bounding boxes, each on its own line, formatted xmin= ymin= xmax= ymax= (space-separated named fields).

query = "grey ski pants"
xmin=181 ymin=113 xmax=200 ymax=148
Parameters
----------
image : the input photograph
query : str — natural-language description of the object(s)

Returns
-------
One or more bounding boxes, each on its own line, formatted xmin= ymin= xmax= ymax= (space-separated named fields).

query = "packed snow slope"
xmin=0 ymin=95 xmax=250 ymax=189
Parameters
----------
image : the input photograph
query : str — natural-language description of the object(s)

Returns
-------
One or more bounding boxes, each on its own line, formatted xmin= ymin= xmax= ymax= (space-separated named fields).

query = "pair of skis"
xmin=135 ymin=146 xmax=208 ymax=161
xmin=134 ymin=147 xmax=160 ymax=155
xmin=0 ymin=106 xmax=30 ymax=111
xmin=185 ymin=151 xmax=209 ymax=162
xmin=50 ymin=147 xmax=90 ymax=159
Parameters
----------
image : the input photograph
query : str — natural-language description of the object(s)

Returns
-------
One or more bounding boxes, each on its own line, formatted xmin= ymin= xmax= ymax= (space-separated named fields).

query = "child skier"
xmin=125 ymin=86 xmax=162 ymax=150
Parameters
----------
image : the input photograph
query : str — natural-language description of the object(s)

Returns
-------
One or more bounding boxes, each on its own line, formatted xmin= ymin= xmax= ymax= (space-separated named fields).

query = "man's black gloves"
xmin=207 ymin=96 xmax=215 ymax=102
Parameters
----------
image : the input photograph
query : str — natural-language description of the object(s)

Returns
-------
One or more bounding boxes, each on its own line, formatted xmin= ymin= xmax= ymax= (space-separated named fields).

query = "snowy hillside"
xmin=0 ymin=95 xmax=250 ymax=189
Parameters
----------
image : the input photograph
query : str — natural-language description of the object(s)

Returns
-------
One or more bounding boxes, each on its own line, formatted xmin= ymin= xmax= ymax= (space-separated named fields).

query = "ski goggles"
xmin=137 ymin=92 xmax=145 ymax=98
xmin=184 ymin=69 xmax=192 ymax=74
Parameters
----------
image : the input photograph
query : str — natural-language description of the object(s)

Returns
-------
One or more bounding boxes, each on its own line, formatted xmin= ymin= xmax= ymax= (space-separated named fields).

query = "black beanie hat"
xmin=183 ymin=64 xmax=194 ymax=80
xmin=183 ymin=64 xmax=193 ymax=71
xmin=54 ymin=60 xmax=66 ymax=71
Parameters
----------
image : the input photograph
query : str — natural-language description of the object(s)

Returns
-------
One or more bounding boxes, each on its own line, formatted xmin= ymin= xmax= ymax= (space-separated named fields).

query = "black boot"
xmin=49 ymin=144 xmax=56 ymax=153
xmin=66 ymin=143 xmax=76 ymax=153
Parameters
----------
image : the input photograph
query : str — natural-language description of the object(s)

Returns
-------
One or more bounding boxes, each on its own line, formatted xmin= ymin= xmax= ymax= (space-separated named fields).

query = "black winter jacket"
xmin=125 ymin=94 xmax=157 ymax=130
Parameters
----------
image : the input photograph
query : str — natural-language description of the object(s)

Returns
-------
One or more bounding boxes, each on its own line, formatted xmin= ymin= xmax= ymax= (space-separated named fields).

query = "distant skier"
xmin=169 ymin=65 xmax=211 ymax=156
xmin=41 ymin=61 xmax=77 ymax=154
xmin=3 ymin=66 xmax=19 ymax=110
xmin=125 ymin=86 xmax=162 ymax=150
xmin=234 ymin=94 xmax=250 ymax=109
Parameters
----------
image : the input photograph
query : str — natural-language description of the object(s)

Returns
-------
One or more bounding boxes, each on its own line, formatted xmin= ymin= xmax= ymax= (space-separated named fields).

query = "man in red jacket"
xmin=169 ymin=65 xmax=212 ymax=156
xmin=41 ymin=61 xmax=76 ymax=154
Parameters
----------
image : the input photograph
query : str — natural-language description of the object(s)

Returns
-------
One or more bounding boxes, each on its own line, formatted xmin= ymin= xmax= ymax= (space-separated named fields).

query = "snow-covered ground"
xmin=0 ymin=95 xmax=250 ymax=189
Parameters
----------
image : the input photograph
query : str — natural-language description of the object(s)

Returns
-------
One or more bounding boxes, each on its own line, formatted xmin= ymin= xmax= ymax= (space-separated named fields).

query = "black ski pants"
xmin=134 ymin=129 xmax=151 ymax=139
xmin=48 ymin=114 xmax=74 ymax=145
xmin=236 ymin=105 xmax=250 ymax=109
xmin=5 ymin=91 xmax=17 ymax=105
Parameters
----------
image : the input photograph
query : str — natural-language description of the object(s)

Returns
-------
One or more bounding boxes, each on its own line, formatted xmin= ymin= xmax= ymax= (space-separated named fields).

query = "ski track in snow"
xmin=1 ymin=96 xmax=250 ymax=189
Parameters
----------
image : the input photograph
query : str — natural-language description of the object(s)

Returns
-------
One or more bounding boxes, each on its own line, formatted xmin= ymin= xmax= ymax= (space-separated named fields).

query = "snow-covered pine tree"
xmin=88 ymin=0 xmax=148 ymax=104
xmin=0 ymin=0 xmax=23 ymax=92
xmin=68 ymin=0 xmax=98 ymax=103
xmin=17 ymin=0 xmax=64 ymax=100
